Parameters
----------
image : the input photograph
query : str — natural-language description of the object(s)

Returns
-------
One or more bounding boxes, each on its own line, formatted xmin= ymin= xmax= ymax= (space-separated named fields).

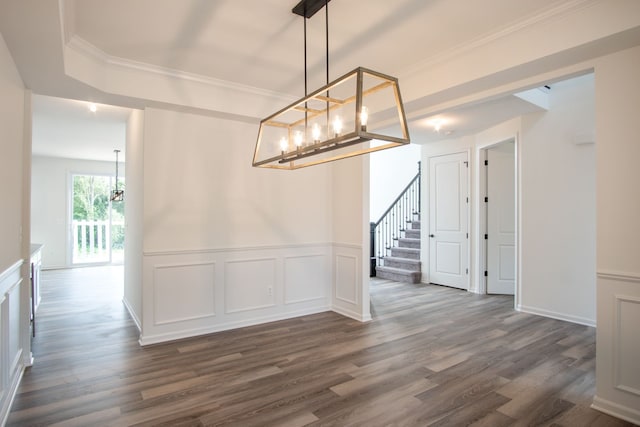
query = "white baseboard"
xmin=332 ymin=305 xmax=372 ymax=322
xmin=139 ymin=305 xmax=331 ymax=346
xmin=41 ymin=265 xmax=68 ymax=271
xmin=592 ymin=395 xmax=640 ymax=425
xmin=122 ymin=297 xmax=142 ymax=333
xmin=517 ymin=304 xmax=595 ymax=327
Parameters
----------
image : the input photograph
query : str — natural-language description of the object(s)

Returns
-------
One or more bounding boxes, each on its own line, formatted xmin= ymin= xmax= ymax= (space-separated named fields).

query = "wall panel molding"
xmin=284 ymin=254 xmax=327 ymax=305
xmin=594 ymin=272 xmax=640 ymax=425
xmin=153 ymin=262 xmax=216 ymax=326
xmin=224 ymin=258 xmax=276 ymax=314
xmin=613 ymin=294 xmax=640 ymax=396
xmin=335 ymin=254 xmax=358 ymax=305
xmin=331 ymin=243 xmax=369 ymax=322
xmin=0 ymin=260 xmax=25 ymax=427
xmin=141 ymin=244 xmax=332 ymax=346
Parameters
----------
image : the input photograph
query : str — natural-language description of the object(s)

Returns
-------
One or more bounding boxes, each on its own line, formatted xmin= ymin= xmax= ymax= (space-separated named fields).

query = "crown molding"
xmin=400 ymin=0 xmax=599 ymax=78
xmin=65 ymin=34 xmax=297 ymax=105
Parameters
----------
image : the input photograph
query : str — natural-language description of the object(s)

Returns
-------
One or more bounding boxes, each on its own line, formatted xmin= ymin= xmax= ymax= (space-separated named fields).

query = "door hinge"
xmin=484 ymin=160 xmax=488 ymax=166
xmin=466 ymin=233 xmax=469 ymax=239
xmin=466 ymin=268 xmax=469 ymax=274
xmin=466 ymin=197 xmax=469 ymax=203
xmin=484 ymin=234 xmax=488 ymax=240
xmin=484 ymin=270 xmax=488 ymax=277
xmin=484 ymin=196 xmax=488 ymax=203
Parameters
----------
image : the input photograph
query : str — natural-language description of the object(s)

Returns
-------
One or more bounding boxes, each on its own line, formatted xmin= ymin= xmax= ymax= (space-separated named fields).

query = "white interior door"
xmin=486 ymin=142 xmax=515 ymax=295
xmin=429 ymin=152 xmax=468 ymax=289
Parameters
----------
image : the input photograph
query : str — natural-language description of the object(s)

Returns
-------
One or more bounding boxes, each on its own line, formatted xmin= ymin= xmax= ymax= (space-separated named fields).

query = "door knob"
xmin=430 ymin=234 xmax=435 ymax=238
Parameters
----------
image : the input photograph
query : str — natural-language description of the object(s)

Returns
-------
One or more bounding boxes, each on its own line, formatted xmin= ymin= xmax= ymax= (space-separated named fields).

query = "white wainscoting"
xmin=140 ymin=244 xmax=332 ymax=345
xmin=332 ymin=243 xmax=371 ymax=322
xmin=592 ymin=271 xmax=640 ymax=425
xmin=153 ymin=262 xmax=216 ymax=325
xmin=0 ymin=260 xmax=25 ymax=427
xmin=225 ymin=258 xmax=276 ymax=313
xmin=284 ymin=254 xmax=327 ymax=305
xmin=335 ymin=255 xmax=358 ymax=305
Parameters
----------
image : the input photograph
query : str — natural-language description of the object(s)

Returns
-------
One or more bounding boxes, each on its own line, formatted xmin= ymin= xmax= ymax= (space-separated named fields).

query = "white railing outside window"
xmin=72 ymin=220 xmax=125 ymax=264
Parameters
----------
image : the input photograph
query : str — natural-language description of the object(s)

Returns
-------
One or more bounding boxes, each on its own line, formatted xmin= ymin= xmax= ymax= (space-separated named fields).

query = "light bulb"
xmin=430 ymin=118 xmax=446 ymax=133
xmin=360 ymin=106 xmax=369 ymax=131
xmin=294 ymin=131 xmax=303 ymax=147
xmin=333 ymin=116 xmax=343 ymax=137
xmin=88 ymin=103 xmax=97 ymax=113
xmin=279 ymin=137 xmax=288 ymax=152
xmin=312 ymin=123 xmax=321 ymax=142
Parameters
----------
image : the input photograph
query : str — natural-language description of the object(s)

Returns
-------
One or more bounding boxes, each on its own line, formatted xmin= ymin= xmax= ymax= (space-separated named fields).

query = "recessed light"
xmin=425 ymin=118 xmax=447 ymax=133
xmin=88 ymin=103 xmax=97 ymax=113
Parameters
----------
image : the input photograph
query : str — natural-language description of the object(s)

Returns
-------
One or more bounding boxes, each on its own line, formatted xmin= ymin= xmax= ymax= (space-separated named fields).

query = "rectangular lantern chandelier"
xmin=252 ymin=1 xmax=410 ymax=170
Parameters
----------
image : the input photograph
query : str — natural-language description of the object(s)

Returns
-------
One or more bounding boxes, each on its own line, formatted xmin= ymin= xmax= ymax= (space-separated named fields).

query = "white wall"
xmin=420 ymin=73 xmax=596 ymax=326
xmin=123 ymin=109 xmax=144 ymax=329
xmin=593 ymin=45 xmax=640 ymax=424
xmin=140 ymin=107 xmax=336 ymax=344
xmin=0 ymin=31 xmax=27 ymax=426
xmin=369 ymin=143 xmax=421 ymax=222
xmin=0 ymin=34 xmax=24 ymax=273
xmin=519 ymin=74 xmax=596 ymax=325
xmin=332 ymin=156 xmax=371 ymax=322
xmin=143 ymin=108 xmax=332 ymax=251
xmin=31 ymin=155 xmax=124 ymax=269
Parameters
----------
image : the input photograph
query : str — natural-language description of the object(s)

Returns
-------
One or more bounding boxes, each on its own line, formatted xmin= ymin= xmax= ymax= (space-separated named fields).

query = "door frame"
xmin=67 ymin=171 xmax=121 ymax=267
xmin=475 ymin=136 xmax=520 ymax=308
xmin=424 ymin=149 xmax=471 ymax=290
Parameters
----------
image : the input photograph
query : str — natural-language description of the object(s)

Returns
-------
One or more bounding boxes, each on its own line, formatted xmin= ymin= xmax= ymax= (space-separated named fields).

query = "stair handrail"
xmin=370 ymin=161 xmax=421 ymax=276
xmin=374 ymin=169 xmax=421 ymax=226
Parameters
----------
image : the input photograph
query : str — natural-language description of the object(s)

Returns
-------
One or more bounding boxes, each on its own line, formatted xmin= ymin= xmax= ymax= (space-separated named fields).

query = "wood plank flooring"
xmin=7 ymin=266 xmax=633 ymax=426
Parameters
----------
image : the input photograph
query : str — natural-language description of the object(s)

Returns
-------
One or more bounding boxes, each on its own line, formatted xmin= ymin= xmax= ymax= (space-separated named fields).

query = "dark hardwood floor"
xmin=7 ymin=266 xmax=633 ymax=426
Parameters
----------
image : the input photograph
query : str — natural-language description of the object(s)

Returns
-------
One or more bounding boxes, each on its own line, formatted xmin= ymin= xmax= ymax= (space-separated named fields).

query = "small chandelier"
xmin=110 ymin=149 xmax=124 ymax=202
xmin=252 ymin=0 xmax=410 ymax=170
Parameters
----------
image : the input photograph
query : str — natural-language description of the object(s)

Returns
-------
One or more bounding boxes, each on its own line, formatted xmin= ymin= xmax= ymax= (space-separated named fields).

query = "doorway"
xmin=71 ymin=173 xmax=125 ymax=265
xmin=482 ymin=139 xmax=516 ymax=295
xmin=428 ymin=151 xmax=469 ymax=290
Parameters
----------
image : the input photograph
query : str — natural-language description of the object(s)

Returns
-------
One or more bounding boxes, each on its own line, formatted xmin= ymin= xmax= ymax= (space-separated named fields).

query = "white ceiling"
xmin=32 ymin=95 xmax=131 ymax=162
xmin=410 ymin=92 xmax=547 ymax=143
xmin=68 ymin=0 xmax=564 ymax=96
xmin=4 ymin=0 xmax=590 ymax=159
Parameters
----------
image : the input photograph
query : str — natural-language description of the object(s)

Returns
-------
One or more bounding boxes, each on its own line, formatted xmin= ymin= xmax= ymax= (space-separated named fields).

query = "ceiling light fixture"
xmin=252 ymin=0 xmax=410 ymax=170
xmin=88 ymin=103 xmax=97 ymax=113
xmin=110 ymin=149 xmax=124 ymax=202
xmin=430 ymin=118 xmax=446 ymax=133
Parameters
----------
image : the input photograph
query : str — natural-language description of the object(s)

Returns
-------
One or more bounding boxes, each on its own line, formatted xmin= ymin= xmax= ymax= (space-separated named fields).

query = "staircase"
xmin=375 ymin=217 xmax=421 ymax=284
xmin=371 ymin=162 xmax=422 ymax=284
